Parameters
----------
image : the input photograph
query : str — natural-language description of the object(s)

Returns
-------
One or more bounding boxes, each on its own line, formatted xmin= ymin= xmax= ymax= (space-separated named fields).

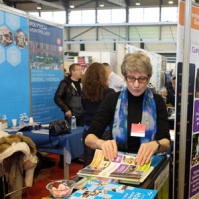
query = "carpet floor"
xmin=22 ymin=154 xmax=84 ymax=199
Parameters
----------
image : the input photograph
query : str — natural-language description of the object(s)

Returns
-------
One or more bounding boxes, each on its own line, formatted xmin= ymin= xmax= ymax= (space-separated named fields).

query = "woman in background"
xmin=81 ymin=62 xmax=115 ymax=166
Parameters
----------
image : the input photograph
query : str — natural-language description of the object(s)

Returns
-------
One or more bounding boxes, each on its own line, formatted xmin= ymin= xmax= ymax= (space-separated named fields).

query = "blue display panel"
xmin=29 ymin=19 xmax=64 ymax=124
xmin=0 ymin=10 xmax=29 ymax=127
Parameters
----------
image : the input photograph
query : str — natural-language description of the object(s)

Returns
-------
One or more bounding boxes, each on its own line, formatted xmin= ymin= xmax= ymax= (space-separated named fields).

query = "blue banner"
xmin=29 ymin=19 xmax=64 ymax=124
xmin=0 ymin=10 xmax=29 ymax=127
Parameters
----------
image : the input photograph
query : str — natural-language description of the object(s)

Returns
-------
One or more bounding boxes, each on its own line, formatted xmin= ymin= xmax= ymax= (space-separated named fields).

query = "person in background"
xmin=171 ymin=76 xmax=176 ymax=90
xmin=85 ymin=51 xmax=171 ymax=166
xmin=54 ymin=63 xmax=84 ymax=125
xmin=102 ymin=63 xmax=126 ymax=92
xmin=166 ymin=85 xmax=175 ymax=107
xmin=64 ymin=68 xmax=70 ymax=78
xmin=54 ymin=63 xmax=85 ymax=167
xmin=166 ymin=76 xmax=176 ymax=107
xmin=81 ymin=62 xmax=115 ymax=166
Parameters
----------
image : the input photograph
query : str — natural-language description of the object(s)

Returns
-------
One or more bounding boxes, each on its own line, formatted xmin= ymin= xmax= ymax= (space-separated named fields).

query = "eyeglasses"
xmin=125 ymin=75 xmax=149 ymax=83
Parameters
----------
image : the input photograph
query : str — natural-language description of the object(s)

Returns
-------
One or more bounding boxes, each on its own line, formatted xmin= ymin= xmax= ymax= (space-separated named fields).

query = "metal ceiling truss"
xmin=107 ymin=0 xmax=126 ymax=7
xmin=73 ymin=0 xmax=93 ymax=9
xmin=64 ymin=40 xmax=177 ymax=44
xmin=70 ymin=27 xmax=95 ymax=40
xmin=64 ymin=22 xmax=177 ymax=27
xmin=100 ymin=27 xmax=126 ymax=40
xmin=30 ymin=0 xmax=65 ymax=10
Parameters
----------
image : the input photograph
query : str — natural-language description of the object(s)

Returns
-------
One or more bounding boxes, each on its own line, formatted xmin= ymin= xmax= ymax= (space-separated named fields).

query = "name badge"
xmin=131 ymin=123 xmax=146 ymax=137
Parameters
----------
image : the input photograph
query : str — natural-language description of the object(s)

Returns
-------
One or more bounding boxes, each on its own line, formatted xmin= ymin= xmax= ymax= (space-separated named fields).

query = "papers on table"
xmin=31 ymin=129 xmax=49 ymax=134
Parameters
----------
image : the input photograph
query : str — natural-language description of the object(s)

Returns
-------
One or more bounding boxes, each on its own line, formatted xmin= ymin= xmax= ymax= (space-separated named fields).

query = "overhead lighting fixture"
xmin=168 ymin=1 xmax=173 ymax=4
xmin=37 ymin=3 xmax=42 ymax=10
xmin=70 ymin=3 xmax=75 ymax=8
xmin=135 ymin=0 xmax=140 ymax=6
xmin=99 ymin=1 xmax=104 ymax=7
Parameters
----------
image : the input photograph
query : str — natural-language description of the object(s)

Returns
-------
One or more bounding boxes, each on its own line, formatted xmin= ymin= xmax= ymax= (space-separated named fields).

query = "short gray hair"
xmin=121 ymin=51 xmax=153 ymax=78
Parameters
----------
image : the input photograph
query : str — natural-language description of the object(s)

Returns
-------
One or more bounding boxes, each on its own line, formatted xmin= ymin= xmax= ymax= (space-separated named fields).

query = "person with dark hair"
xmin=54 ymin=63 xmax=85 ymax=167
xmin=81 ymin=62 xmax=115 ymax=166
xmin=54 ymin=63 xmax=84 ymax=125
xmin=166 ymin=85 xmax=175 ymax=107
xmin=85 ymin=51 xmax=171 ymax=166
xmin=102 ymin=63 xmax=126 ymax=92
xmin=166 ymin=75 xmax=176 ymax=107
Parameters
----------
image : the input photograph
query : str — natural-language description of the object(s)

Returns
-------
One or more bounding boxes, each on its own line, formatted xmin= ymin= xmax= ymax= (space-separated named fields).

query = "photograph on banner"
xmin=29 ymin=20 xmax=63 ymax=71
xmin=14 ymin=29 xmax=28 ymax=49
xmin=29 ymin=19 xmax=64 ymax=124
xmin=191 ymin=134 xmax=199 ymax=166
xmin=0 ymin=25 xmax=13 ymax=47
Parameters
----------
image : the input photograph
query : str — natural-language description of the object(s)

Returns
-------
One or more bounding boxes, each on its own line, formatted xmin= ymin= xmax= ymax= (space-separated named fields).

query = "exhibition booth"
xmin=1 ymin=0 xmax=199 ymax=198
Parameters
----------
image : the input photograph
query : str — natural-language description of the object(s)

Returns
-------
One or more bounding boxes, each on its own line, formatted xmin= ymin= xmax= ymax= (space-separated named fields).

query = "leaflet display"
xmin=77 ymin=150 xmax=154 ymax=185
xmin=70 ymin=181 xmax=157 ymax=199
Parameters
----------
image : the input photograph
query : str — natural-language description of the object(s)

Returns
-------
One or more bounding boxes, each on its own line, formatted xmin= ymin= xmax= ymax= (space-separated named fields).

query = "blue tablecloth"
xmin=8 ymin=127 xmax=84 ymax=164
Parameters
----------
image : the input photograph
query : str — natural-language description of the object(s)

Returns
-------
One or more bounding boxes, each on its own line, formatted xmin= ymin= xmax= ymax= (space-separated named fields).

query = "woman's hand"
xmin=136 ymin=141 xmax=159 ymax=166
xmin=97 ymin=139 xmax=118 ymax=162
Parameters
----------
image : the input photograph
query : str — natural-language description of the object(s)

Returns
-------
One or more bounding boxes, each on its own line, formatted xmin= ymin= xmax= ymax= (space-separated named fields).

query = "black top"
xmin=82 ymin=88 xmax=115 ymax=126
xmin=72 ymin=80 xmax=81 ymax=96
xmin=166 ymin=90 xmax=175 ymax=107
xmin=87 ymin=90 xmax=170 ymax=153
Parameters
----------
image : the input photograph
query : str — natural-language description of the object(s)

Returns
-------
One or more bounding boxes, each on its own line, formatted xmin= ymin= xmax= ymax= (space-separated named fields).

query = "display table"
xmin=7 ymin=127 xmax=84 ymax=179
xmin=72 ymin=155 xmax=170 ymax=199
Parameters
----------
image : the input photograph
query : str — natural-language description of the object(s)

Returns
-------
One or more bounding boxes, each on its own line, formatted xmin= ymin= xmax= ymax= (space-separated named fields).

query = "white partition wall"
xmin=79 ymin=51 xmax=116 ymax=72
xmin=116 ymin=43 xmax=163 ymax=91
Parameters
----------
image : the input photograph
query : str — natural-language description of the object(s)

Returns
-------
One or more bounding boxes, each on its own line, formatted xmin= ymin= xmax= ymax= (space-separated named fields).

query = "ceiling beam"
xmin=30 ymin=0 xmax=65 ymax=10
xmin=107 ymin=0 xmax=126 ymax=7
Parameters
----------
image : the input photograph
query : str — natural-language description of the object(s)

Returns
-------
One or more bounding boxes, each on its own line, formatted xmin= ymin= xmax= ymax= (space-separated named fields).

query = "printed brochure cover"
xmin=75 ymin=176 xmax=118 ymax=190
xmin=70 ymin=182 xmax=157 ymax=199
xmin=77 ymin=150 xmax=154 ymax=185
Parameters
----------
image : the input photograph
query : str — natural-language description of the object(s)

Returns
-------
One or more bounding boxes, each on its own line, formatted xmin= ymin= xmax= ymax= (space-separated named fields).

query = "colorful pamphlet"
xmin=70 ymin=182 xmax=158 ymax=199
xmin=75 ymin=176 xmax=118 ymax=190
xmin=77 ymin=150 xmax=154 ymax=185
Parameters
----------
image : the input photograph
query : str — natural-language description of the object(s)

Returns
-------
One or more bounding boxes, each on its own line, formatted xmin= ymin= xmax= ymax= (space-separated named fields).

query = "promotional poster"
xmin=29 ymin=19 xmax=64 ymax=123
xmin=0 ymin=10 xmax=29 ymax=127
xmin=175 ymin=1 xmax=199 ymax=198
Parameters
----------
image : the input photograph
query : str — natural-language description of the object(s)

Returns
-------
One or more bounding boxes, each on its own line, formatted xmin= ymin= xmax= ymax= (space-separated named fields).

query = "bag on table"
xmin=49 ymin=120 xmax=70 ymax=148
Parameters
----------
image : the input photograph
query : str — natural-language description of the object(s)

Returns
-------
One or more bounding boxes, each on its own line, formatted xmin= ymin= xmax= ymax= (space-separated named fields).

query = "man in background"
xmin=102 ymin=63 xmax=126 ymax=92
xmin=54 ymin=63 xmax=85 ymax=167
xmin=54 ymin=63 xmax=84 ymax=125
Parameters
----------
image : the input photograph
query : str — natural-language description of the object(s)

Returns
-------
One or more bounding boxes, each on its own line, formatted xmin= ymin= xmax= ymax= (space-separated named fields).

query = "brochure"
xmin=70 ymin=182 xmax=158 ymax=199
xmin=75 ymin=176 xmax=118 ymax=190
xmin=77 ymin=150 xmax=154 ymax=185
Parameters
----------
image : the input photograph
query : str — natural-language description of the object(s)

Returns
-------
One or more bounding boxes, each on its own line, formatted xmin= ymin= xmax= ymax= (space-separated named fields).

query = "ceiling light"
xmin=70 ymin=3 xmax=75 ymax=8
xmin=168 ymin=1 xmax=173 ymax=4
xmin=135 ymin=0 xmax=140 ymax=6
xmin=99 ymin=1 xmax=104 ymax=7
xmin=37 ymin=3 xmax=42 ymax=10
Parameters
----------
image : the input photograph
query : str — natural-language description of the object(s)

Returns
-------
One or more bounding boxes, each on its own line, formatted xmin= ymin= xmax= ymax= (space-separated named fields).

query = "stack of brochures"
xmin=70 ymin=180 xmax=157 ymax=199
xmin=77 ymin=149 xmax=155 ymax=185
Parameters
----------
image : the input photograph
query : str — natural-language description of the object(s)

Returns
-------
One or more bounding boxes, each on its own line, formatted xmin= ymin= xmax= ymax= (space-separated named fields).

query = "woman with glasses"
xmin=85 ymin=51 xmax=170 ymax=166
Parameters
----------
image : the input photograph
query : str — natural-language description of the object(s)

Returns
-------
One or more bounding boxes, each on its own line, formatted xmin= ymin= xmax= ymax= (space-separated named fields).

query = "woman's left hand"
xmin=136 ymin=141 xmax=159 ymax=166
